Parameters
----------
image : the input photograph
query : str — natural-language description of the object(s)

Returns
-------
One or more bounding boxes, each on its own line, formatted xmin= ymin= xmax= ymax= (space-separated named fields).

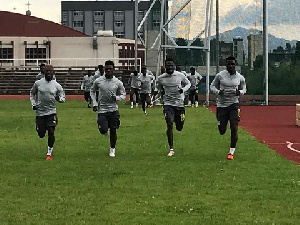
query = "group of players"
xmin=30 ymin=56 xmax=246 ymax=160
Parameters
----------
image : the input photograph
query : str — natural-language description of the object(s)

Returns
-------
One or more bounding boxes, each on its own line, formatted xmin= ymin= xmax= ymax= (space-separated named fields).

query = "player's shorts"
xmin=84 ymin=91 xmax=91 ymax=100
xmin=163 ymin=105 xmax=185 ymax=131
xmin=36 ymin=113 xmax=58 ymax=133
xmin=130 ymin=87 xmax=140 ymax=94
xmin=216 ymin=103 xmax=240 ymax=124
xmin=97 ymin=111 xmax=120 ymax=132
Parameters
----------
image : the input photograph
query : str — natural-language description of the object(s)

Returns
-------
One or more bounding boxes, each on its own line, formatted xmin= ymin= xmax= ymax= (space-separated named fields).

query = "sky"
xmin=2 ymin=0 xmax=300 ymax=41
xmin=3 ymin=0 xmax=254 ymax=25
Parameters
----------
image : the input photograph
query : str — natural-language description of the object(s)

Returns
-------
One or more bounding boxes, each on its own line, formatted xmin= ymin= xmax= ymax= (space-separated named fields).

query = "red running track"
xmin=210 ymin=106 xmax=300 ymax=163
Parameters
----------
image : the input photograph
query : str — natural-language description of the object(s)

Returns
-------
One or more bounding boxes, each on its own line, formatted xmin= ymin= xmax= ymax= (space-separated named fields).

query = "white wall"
xmin=0 ymin=36 xmax=120 ymax=67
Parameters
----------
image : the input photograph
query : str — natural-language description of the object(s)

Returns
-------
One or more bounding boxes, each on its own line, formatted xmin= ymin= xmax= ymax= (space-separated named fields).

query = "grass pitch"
xmin=0 ymin=100 xmax=299 ymax=224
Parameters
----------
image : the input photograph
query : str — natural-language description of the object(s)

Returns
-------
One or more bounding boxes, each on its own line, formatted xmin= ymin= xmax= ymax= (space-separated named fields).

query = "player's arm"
xmin=55 ymin=84 xmax=66 ymax=103
xmin=81 ymin=76 xmax=85 ymax=91
xmin=116 ymin=81 xmax=126 ymax=101
xmin=30 ymin=82 xmax=38 ymax=110
xmin=128 ymin=74 xmax=132 ymax=85
xmin=237 ymin=76 xmax=247 ymax=96
xmin=156 ymin=77 xmax=164 ymax=94
xmin=181 ymin=76 xmax=191 ymax=93
xmin=210 ymin=74 xmax=222 ymax=95
xmin=90 ymin=80 xmax=98 ymax=107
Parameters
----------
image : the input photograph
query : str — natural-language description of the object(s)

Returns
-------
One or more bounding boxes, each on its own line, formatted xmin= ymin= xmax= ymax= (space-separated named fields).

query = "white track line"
xmin=286 ymin=141 xmax=300 ymax=154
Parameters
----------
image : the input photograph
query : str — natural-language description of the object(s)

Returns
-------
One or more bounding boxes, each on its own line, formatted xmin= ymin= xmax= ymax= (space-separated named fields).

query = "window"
xmin=115 ymin=32 xmax=125 ymax=38
xmin=153 ymin=20 xmax=160 ymax=27
xmin=138 ymin=10 xmax=144 ymax=17
xmin=73 ymin=11 xmax=83 ymax=16
xmin=94 ymin=21 xmax=104 ymax=28
xmin=114 ymin=21 xmax=124 ymax=27
xmin=114 ymin=11 xmax=124 ymax=16
xmin=94 ymin=10 xmax=104 ymax=16
xmin=153 ymin=9 xmax=160 ymax=16
xmin=73 ymin=21 xmax=83 ymax=27
xmin=0 ymin=48 xmax=13 ymax=63
xmin=25 ymin=48 xmax=46 ymax=63
xmin=62 ymin=11 xmax=67 ymax=21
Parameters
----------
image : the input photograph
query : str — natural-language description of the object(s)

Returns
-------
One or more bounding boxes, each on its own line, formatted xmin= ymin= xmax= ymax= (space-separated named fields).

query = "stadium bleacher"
xmin=0 ymin=67 xmax=131 ymax=95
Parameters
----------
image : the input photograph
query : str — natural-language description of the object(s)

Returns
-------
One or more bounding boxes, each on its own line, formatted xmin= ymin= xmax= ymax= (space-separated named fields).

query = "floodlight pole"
xmin=216 ymin=0 xmax=220 ymax=73
xmin=134 ymin=0 xmax=139 ymax=70
xmin=263 ymin=0 xmax=269 ymax=105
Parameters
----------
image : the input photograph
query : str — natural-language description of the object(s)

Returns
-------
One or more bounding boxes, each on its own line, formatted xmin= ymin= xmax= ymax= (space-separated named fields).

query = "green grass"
xmin=0 ymin=100 xmax=299 ymax=224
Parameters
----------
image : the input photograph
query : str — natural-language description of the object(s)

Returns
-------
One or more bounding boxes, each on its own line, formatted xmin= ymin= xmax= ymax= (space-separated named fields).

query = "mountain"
xmin=213 ymin=27 xmax=298 ymax=54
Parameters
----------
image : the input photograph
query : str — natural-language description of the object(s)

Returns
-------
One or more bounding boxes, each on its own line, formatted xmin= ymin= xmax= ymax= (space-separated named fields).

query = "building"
xmin=61 ymin=1 xmax=162 ymax=38
xmin=233 ymin=37 xmax=244 ymax=66
xmin=0 ymin=11 xmax=145 ymax=68
xmin=247 ymin=33 xmax=263 ymax=69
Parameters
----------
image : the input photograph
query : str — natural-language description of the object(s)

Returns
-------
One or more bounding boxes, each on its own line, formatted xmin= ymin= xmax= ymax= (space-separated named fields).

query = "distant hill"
xmin=213 ymin=27 xmax=298 ymax=54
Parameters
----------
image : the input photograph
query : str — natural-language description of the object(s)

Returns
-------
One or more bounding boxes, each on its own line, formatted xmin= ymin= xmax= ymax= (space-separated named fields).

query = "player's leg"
xmin=134 ymin=89 xmax=140 ymax=107
xmin=217 ymin=107 xmax=229 ymax=135
xmin=140 ymin=93 xmax=147 ymax=115
xmin=163 ymin=106 xmax=175 ymax=156
xmin=87 ymin=92 xmax=92 ymax=108
xmin=145 ymin=94 xmax=151 ymax=107
xmin=130 ymin=88 xmax=134 ymax=108
xmin=191 ymin=90 xmax=196 ymax=106
xmin=36 ymin=116 xmax=46 ymax=138
xmin=188 ymin=91 xmax=193 ymax=106
xmin=195 ymin=89 xmax=199 ymax=107
xmin=174 ymin=107 xmax=185 ymax=132
xmin=227 ymin=104 xmax=240 ymax=160
xmin=84 ymin=91 xmax=89 ymax=103
xmin=107 ymin=111 xmax=120 ymax=157
xmin=97 ymin=113 xmax=109 ymax=135
xmin=45 ymin=114 xmax=58 ymax=160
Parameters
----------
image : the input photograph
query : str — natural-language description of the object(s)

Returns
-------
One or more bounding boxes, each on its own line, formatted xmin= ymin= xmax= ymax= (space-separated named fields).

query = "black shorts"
xmin=216 ymin=103 xmax=240 ymax=124
xmin=36 ymin=114 xmax=58 ymax=133
xmin=163 ymin=105 xmax=185 ymax=128
xmin=84 ymin=91 xmax=91 ymax=99
xmin=97 ymin=111 xmax=120 ymax=132
xmin=130 ymin=87 xmax=140 ymax=94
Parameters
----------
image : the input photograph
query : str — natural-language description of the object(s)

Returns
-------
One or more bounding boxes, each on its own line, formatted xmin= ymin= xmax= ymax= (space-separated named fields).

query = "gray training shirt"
xmin=210 ymin=70 xmax=246 ymax=108
xmin=81 ymin=75 xmax=93 ymax=92
xmin=187 ymin=72 xmax=202 ymax=90
xmin=90 ymin=76 xmax=126 ymax=113
xmin=128 ymin=73 xmax=141 ymax=89
xmin=139 ymin=73 xmax=155 ymax=94
xmin=30 ymin=78 xmax=66 ymax=116
xmin=157 ymin=71 xmax=191 ymax=107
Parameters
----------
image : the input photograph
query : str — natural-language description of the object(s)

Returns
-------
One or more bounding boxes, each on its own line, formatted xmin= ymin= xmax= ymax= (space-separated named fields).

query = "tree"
xmin=285 ymin=43 xmax=292 ymax=53
xmin=174 ymin=38 xmax=188 ymax=67
xmin=294 ymin=41 xmax=300 ymax=61
xmin=273 ymin=46 xmax=284 ymax=53
xmin=253 ymin=55 xmax=263 ymax=69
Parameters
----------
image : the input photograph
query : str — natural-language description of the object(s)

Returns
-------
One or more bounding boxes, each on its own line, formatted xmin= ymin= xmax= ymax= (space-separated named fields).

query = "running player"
xmin=30 ymin=64 xmax=65 ymax=160
xmin=81 ymin=70 xmax=93 ymax=108
xmin=157 ymin=58 xmax=191 ymax=156
xmin=90 ymin=60 xmax=126 ymax=157
xmin=128 ymin=70 xmax=141 ymax=108
xmin=210 ymin=56 xmax=246 ymax=160
xmin=92 ymin=65 xmax=105 ymax=102
xmin=139 ymin=66 xmax=155 ymax=115
xmin=36 ymin=63 xmax=46 ymax=80
xmin=187 ymin=67 xmax=202 ymax=107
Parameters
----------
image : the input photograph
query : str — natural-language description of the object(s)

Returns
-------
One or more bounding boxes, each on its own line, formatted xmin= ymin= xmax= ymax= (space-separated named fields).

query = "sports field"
xmin=0 ymin=100 xmax=299 ymax=224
